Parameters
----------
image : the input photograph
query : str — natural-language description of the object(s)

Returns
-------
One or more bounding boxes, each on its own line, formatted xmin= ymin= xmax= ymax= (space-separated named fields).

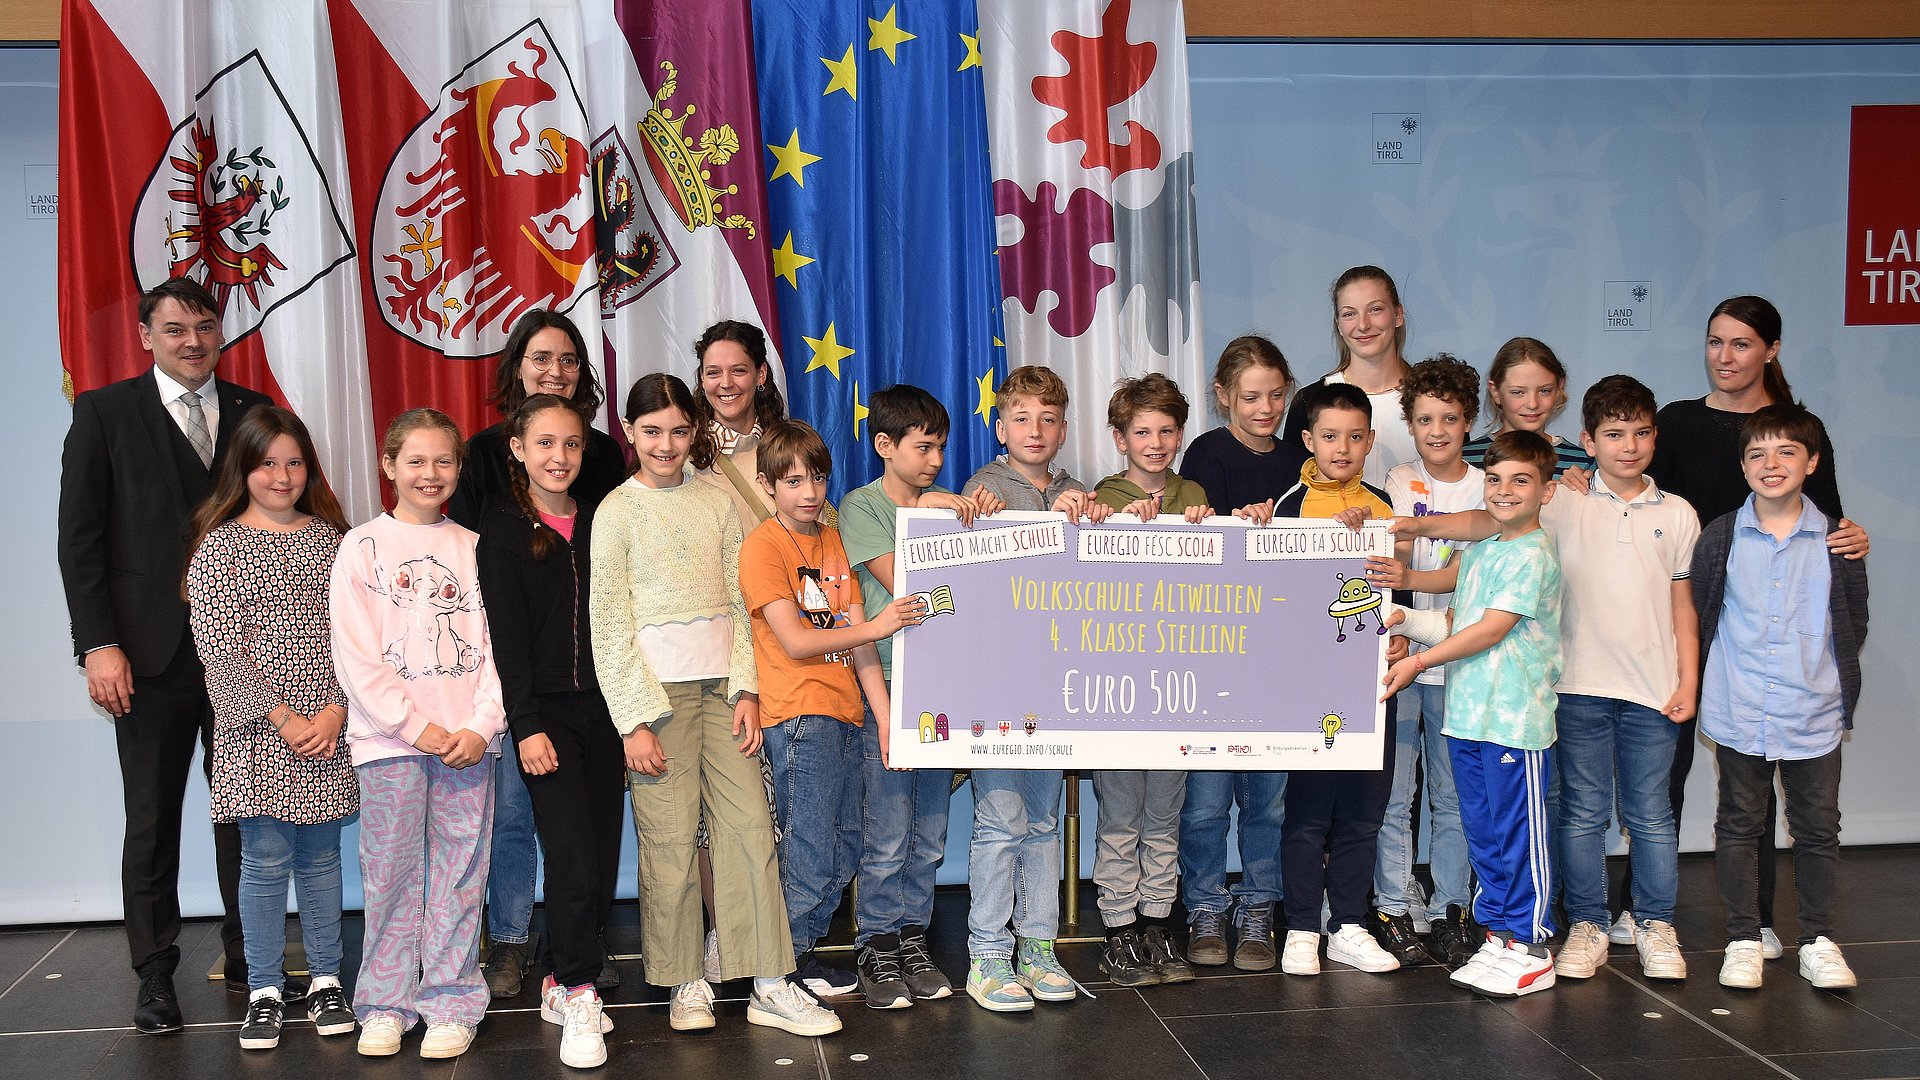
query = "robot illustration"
xmin=1327 ymin=573 xmax=1387 ymax=642
xmin=359 ymin=537 xmax=485 ymax=679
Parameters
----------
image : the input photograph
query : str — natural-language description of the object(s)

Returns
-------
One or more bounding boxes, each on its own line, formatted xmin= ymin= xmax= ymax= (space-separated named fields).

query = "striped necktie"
xmin=180 ymin=390 xmax=213 ymax=469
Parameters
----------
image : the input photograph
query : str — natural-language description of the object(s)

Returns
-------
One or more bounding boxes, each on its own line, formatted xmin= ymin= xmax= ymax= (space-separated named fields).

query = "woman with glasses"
xmin=447 ymin=309 xmax=630 ymax=1000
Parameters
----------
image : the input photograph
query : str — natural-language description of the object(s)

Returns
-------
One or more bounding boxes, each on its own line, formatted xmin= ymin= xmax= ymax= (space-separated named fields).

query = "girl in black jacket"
xmin=475 ymin=394 xmax=625 ymax=1069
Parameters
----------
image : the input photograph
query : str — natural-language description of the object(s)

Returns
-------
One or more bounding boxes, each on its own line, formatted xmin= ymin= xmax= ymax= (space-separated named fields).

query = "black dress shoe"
xmin=134 ymin=972 xmax=184 ymax=1035
xmin=224 ymin=958 xmax=309 ymax=1000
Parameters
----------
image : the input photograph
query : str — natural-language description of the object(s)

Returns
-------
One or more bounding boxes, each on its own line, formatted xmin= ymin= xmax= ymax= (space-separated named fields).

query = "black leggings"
xmin=520 ymin=691 xmax=627 ymax=988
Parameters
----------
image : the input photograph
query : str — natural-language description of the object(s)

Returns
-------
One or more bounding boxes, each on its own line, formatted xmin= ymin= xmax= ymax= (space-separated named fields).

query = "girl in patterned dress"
xmin=184 ymin=407 xmax=358 ymax=1051
xmin=590 ymin=374 xmax=836 ymax=1037
xmin=475 ymin=395 xmax=623 ymax=1069
xmin=330 ymin=409 xmax=506 ymax=1060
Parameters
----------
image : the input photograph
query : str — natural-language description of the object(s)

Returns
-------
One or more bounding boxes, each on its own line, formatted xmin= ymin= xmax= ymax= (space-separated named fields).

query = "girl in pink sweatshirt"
xmin=329 ymin=408 xmax=505 ymax=1061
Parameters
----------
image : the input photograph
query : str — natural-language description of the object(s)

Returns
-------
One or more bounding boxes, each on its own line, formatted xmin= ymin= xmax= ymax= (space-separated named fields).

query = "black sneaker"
xmin=856 ymin=934 xmax=912 ymax=1009
xmin=238 ymin=993 xmax=283 ymax=1051
xmin=1187 ymin=909 xmax=1229 ymax=966
xmin=485 ymin=940 xmax=530 ymax=999
xmin=1141 ymin=924 xmax=1195 ymax=984
xmin=1100 ymin=928 xmax=1162 ymax=988
xmin=1369 ymin=908 xmax=1431 ymax=966
xmin=796 ymin=951 xmax=860 ymax=999
xmin=307 ymin=984 xmax=356 ymax=1036
xmin=897 ymin=925 xmax=953 ymax=1000
xmin=133 ymin=972 xmax=183 ymax=1035
xmin=1426 ymin=905 xmax=1479 ymax=970
xmin=1232 ymin=902 xmax=1278 ymax=972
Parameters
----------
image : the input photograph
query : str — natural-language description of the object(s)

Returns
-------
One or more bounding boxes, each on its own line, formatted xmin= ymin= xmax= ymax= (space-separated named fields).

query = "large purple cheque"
xmin=888 ymin=509 xmax=1392 ymax=770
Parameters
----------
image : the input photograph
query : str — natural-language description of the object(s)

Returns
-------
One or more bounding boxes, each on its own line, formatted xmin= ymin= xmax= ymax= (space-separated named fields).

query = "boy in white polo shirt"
xmin=1397 ymin=376 xmax=1701 ymax=982
xmin=1543 ymin=377 xmax=1699 ymax=981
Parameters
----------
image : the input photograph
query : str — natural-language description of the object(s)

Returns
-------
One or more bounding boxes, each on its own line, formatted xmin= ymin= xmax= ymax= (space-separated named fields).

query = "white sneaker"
xmin=747 ymin=979 xmax=844 ymax=1036
xmin=704 ymin=928 xmax=723 ymax=984
xmin=1720 ymin=940 xmax=1764 ymax=989
xmin=1608 ymin=910 xmax=1638 ymax=946
xmin=1281 ymin=930 xmax=1321 ymax=975
xmin=669 ymin=979 xmax=717 ymax=1031
xmin=1326 ymin=924 xmax=1401 ymax=973
xmin=1475 ymin=940 xmax=1555 ymax=998
xmin=1449 ymin=936 xmax=1507 ymax=991
xmin=1760 ymin=927 xmax=1784 ymax=960
xmin=559 ymin=987 xmax=608 ymax=1069
xmin=540 ymin=976 xmax=612 ymax=1033
xmin=356 ymin=1012 xmax=404 ymax=1057
xmin=1636 ymin=920 xmax=1687 ymax=980
xmin=1555 ymin=921 xmax=1610 ymax=979
xmin=1798 ymin=937 xmax=1857 ymax=989
xmin=418 ymin=1022 xmax=474 ymax=1059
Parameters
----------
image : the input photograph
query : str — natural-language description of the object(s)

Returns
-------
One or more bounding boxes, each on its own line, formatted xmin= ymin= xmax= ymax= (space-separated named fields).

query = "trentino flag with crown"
xmin=752 ymin=0 xmax=1006 ymax=501
xmin=979 ymin=0 xmax=1206 ymax=483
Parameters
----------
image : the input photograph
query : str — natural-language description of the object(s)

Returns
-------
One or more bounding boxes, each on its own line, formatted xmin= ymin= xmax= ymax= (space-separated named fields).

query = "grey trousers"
xmin=1091 ymin=770 xmax=1187 ymax=928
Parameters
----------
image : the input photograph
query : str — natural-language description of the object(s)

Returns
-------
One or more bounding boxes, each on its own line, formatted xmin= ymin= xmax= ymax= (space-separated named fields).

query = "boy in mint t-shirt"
xmin=838 ymin=385 xmax=999 ymax=1009
xmin=1384 ymin=429 xmax=1562 ymax=999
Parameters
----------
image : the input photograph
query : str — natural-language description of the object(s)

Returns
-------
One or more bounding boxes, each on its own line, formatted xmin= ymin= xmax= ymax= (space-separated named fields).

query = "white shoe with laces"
xmin=541 ymin=975 xmax=612 ymax=1033
xmin=1326 ymin=924 xmax=1401 ymax=973
xmin=1636 ymin=920 xmax=1687 ymax=980
xmin=747 ymin=978 xmax=844 ymax=1036
xmin=418 ymin=1022 xmax=474 ymax=1059
xmin=670 ymin=979 xmax=717 ymax=1031
xmin=1555 ymin=921 xmax=1610 ymax=979
xmin=1720 ymin=940 xmax=1764 ymax=989
xmin=1281 ymin=930 xmax=1321 ymax=975
xmin=559 ymin=987 xmax=608 ymax=1069
xmin=1798 ymin=937 xmax=1857 ymax=989
xmin=356 ymin=1012 xmax=404 ymax=1057
xmin=1608 ymin=910 xmax=1637 ymax=946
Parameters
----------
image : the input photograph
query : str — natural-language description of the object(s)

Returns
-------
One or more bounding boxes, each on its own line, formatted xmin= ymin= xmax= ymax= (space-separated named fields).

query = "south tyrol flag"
xmin=753 ymin=0 xmax=1006 ymax=501
xmin=980 ymin=0 xmax=1206 ymax=484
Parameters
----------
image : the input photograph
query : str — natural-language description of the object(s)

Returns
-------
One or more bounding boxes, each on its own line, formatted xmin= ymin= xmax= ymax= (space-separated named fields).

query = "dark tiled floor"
xmin=2 ymin=848 xmax=1918 ymax=1079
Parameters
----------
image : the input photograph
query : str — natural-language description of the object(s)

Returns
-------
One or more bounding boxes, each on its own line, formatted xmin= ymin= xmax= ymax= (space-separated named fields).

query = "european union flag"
xmin=753 ymin=0 xmax=1005 ymax=501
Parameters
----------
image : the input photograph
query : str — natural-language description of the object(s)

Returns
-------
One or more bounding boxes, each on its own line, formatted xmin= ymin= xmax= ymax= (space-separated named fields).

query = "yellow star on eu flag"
xmin=822 ymin=44 xmax=858 ymax=100
xmin=868 ymin=5 xmax=917 ymax=65
xmin=958 ymin=32 xmax=981 ymax=72
xmin=767 ymin=129 xmax=822 ymax=187
xmin=974 ymin=367 xmax=997 ymax=425
xmin=804 ymin=323 xmax=855 ymax=380
xmin=853 ymin=379 xmax=870 ymax=439
xmin=772 ymin=232 xmax=814 ymax=289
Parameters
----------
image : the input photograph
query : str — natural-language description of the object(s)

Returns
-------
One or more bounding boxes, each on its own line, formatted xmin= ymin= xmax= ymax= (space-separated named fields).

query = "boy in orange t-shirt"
xmin=739 ymin=421 xmax=926 ymax=998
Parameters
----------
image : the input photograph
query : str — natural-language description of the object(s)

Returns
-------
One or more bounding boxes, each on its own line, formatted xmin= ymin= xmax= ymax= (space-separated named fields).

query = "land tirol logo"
xmin=1846 ymin=104 xmax=1920 ymax=326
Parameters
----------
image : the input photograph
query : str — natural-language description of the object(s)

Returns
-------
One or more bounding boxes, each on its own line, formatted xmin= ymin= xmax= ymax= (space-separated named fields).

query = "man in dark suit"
xmin=57 ymin=277 xmax=272 ymax=1034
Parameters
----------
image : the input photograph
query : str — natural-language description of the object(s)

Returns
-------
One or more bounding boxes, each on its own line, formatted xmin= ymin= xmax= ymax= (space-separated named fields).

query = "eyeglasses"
xmin=525 ymin=352 xmax=582 ymax=373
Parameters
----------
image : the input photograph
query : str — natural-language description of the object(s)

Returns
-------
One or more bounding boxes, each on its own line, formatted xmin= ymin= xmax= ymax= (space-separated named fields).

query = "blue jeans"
xmin=968 ymin=769 xmax=1063 ymax=958
xmin=1179 ymin=771 xmax=1285 ymax=918
xmin=237 ymin=816 xmax=345 ymax=991
xmin=488 ymin=737 xmax=538 ymax=944
xmin=1374 ymin=682 xmax=1471 ymax=917
xmin=858 ymin=710 xmax=952 ymax=942
xmin=1555 ymin=694 xmax=1681 ymax=927
xmin=763 ymin=715 xmax=863 ymax=954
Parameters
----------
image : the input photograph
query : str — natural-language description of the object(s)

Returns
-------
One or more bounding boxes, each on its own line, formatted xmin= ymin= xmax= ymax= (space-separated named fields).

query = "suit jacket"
xmin=57 ymin=370 xmax=273 ymax=676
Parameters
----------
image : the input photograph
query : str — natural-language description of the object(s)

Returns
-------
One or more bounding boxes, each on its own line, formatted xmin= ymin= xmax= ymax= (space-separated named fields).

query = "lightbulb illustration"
xmin=1320 ymin=712 xmax=1344 ymax=748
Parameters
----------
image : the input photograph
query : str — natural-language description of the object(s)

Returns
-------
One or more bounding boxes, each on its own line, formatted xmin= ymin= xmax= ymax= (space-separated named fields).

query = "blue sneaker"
xmin=966 ymin=957 xmax=1034 ymax=1013
xmin=1016 ymin=940 xmax=1077 ymax=1002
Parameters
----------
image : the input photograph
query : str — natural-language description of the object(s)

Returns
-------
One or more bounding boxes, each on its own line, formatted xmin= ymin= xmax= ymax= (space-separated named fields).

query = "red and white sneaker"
xmin=1448 ymin=934 xmax=1507 ymax=992
xmin=1474 ymin=940 xmax=1556 ymax=998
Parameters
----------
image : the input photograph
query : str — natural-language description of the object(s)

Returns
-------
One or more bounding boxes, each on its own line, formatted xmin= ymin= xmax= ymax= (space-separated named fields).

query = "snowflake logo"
xmin=1401 ymin=116 xmax=1419 ymax=136
xmin=1633 ymin=284 xmax=1649 ymax=303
